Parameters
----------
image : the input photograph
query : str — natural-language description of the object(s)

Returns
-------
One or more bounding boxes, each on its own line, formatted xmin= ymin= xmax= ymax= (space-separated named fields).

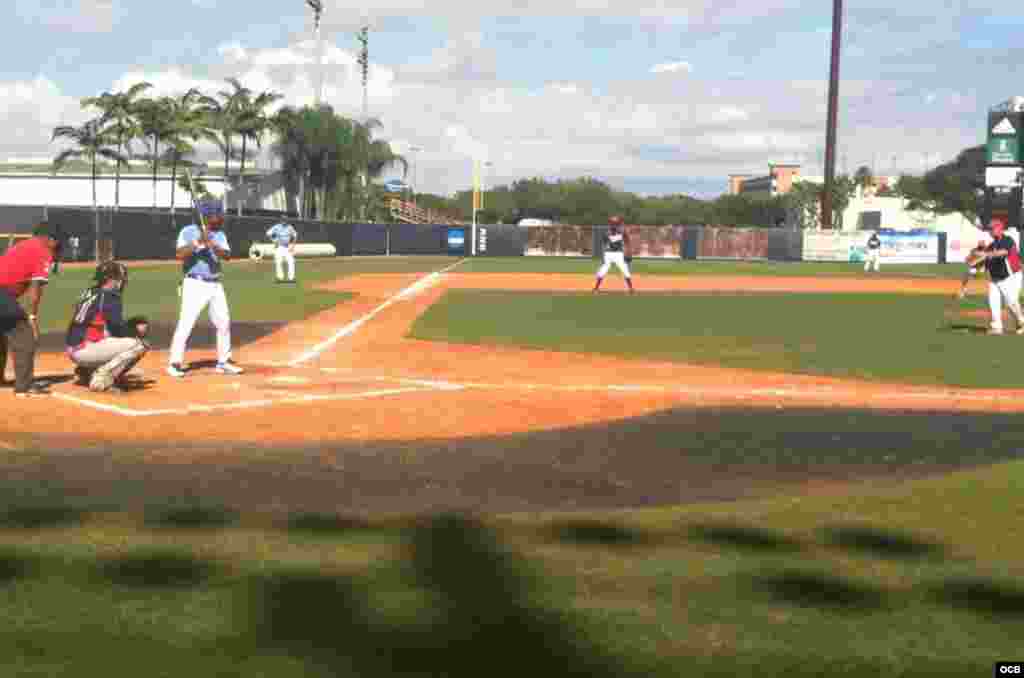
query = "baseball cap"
xmin=32 ymin=221 xmax=64 ymax=239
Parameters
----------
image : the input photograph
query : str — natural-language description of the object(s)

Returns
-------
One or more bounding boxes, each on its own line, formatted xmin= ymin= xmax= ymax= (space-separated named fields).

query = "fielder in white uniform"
xmin=593 ymin=216 xmax=634 ymax=293
xmin=864 ymin=232 xmax=882 ymax=272
xmin=266 ymin=222 xmax=298 ymax=283
xmin=167 ymin=214 xmax=244 ymax=377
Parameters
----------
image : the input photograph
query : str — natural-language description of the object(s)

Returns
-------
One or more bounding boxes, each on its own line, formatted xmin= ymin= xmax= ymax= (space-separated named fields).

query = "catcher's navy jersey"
xmin=66 ymin=288 xmax=125 ymax=349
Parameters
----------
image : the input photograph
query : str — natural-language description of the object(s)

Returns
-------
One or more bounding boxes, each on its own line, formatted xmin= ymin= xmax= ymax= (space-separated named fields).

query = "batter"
xmin=167 ymin=212 xmax=244 ymax=377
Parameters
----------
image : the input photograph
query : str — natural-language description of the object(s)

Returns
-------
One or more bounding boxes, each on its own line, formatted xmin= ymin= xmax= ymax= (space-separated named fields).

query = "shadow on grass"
xmin=99 ymin=551 xmax=217 ymax=588
xmin=821 ymin=525 xmax=947 ymax=561
xmin=144 ymin=505 xmax=239 ymax=530
xmin=688 ymin=523 xmax=803 ymax=553
xmin=549 ymin=520 xmax=651 ymax=547
xmin=284 ymin=512 xmax=374 ymax=535
xmin=254 ymin=514 xmax=645 ymax=677
xmin=933 ymin=578 xmax=1024 ymax=618
xmin=0 ymin=505 xmax=85 ymax=529
xmin=0 ymin=548 xmax=38 ymax=583
xmin=750 ymin=570 xmax=888 ymax=612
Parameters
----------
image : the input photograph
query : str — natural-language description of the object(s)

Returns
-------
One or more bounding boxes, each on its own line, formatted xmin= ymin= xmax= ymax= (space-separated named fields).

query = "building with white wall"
xmin=0 ymin=172 xmax=227 ymax=209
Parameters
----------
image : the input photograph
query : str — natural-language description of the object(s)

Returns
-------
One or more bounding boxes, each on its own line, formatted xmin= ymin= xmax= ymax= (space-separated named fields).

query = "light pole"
xmin=305 ymin=0 xmax=324 ymax=105
xmin=820 ymin=0 xmax=843 ymax=229
xmin=409 ymin=144 xmax=422 ymax=200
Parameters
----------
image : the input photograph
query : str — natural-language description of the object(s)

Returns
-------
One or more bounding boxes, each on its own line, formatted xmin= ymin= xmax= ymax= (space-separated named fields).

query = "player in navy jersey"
xmin=593 ymin=216 xmax=634 ymax=293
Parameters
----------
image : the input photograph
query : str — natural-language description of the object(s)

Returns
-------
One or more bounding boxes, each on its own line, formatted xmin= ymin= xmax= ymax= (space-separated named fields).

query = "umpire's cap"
xmin=32 ymin=221 xmax=65 ymax=240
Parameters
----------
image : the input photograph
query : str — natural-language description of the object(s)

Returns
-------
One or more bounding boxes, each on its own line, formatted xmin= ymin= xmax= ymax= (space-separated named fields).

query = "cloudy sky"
xmin=1 ymin=1 xmax=1017 ymax=197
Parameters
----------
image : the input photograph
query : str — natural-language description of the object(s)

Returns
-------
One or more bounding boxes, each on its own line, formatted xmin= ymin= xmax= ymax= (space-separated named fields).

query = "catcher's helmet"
xmin=94 ymin=261 xmax=128 ymax=290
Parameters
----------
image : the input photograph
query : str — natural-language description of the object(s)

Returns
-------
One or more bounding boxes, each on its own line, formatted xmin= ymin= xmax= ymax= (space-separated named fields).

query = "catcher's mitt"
xmin=124 ymin=315 xmax=150 ymax=339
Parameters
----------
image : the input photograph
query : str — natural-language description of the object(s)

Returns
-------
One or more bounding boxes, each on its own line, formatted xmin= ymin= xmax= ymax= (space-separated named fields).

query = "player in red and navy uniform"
xmin=979 ymin=218 xmax=1024 ymax=335
xmin=0 ymin=222 xmax=62 ymax=396
xmin=65 ymin=262 xmax=149 ymax=393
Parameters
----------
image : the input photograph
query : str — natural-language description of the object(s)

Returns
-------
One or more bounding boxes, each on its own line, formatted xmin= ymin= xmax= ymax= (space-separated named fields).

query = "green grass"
xmin=461 ymin=256 xmax=967 ymax=279
xmin=1 ymin=461 xmax=1022 ymax=676
xmin=37 ymin=256 xmax=457 ymax=335
xmin=410 ymin=289 xmax=1012 ymax=388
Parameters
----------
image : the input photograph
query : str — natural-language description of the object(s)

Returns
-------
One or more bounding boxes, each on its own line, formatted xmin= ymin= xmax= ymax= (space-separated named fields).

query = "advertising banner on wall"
xmin=802 ymin=231 xmax=940 ymax=264
xmin=877 ymin=232 xmax=940 ymax=264
xmin=802 ymin=232 xmax=861 ymax=262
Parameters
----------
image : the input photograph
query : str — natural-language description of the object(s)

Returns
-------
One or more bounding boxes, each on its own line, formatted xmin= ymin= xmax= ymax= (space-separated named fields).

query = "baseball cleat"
xmin=215 ymin=361 xmax=244 ymax=375
xmin=14 ymin=385 xmax=50 ymax=398
xmin=1016 ymin=326 xmax=1024 ymax=336
xmin=166 ymin=363 xmax=186 ymax=378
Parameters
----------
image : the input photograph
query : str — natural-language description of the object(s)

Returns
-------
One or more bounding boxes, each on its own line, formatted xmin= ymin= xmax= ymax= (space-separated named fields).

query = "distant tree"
xmin=81 ymin=81 xmax=152 ymax=211
xmin=51 ymin=118 xmax=127 ymax=261
xmin=784 ymin=177 xmax=856 ymax=229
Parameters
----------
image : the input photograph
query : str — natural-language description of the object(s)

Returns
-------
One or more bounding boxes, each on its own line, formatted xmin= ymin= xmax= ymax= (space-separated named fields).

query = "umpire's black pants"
xmin=0 ymin=289 xmax=37 ymax=393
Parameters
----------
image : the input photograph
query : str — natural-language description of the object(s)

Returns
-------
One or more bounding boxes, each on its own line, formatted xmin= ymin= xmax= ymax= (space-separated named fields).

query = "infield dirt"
xmin=1 ymin=269 xmax=1018 ymax=514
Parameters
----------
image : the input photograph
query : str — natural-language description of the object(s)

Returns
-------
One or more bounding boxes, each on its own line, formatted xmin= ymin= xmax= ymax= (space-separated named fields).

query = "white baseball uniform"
xmin=597 ymin=231 xmax=631 ymax=279
xmin=864 ymin=234 xmax=881 ymax=272
xmin=267 ymin=223 xmax=298 ymax=282
xmin=169 ymin=224 xmax=233 ymax=366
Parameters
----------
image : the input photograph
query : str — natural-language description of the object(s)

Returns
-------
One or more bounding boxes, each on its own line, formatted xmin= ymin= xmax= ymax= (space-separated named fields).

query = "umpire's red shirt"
xmin=0 ymin=237 xmax=52 ymax=298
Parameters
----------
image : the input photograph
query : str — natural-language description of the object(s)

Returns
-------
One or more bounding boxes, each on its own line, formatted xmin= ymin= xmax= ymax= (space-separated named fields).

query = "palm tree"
xmin=163 ymin=91 xmax=206 ymax=216
xmin=51 ymin=118 xmax=127 ymax=262
xmin=135 ymin=96 xmax=172 ymax=209
xmin=81 ymin=82 xmax=152 ymax=211
xmin=271 ymin=106 xmax=313 ymax=218
xmin=198 ymin=78 xmax=252 ymax=214
xmin=233 ymin=87 xmax=282 ymax=215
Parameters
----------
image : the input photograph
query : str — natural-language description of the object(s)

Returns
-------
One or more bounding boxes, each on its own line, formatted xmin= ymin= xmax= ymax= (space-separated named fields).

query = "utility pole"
xmin=820 ymin=0 xmax=843 ymax=229
xmin=357 ymin=22 xmax=370 ymax=219
xmin=305 ymin=0 xmax=324 ymax=105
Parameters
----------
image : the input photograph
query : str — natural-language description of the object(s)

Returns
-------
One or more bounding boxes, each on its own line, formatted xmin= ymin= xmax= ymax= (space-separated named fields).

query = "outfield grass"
xmin=0 ymin=460 xmax=1021 ymax=677
xmin=461 ymin=256 xmax=967 ymax=279
xmin=410 ymin=289 xmax=1018 ymax=388
xmin=36 ymin=256 xmax=457 ymax=335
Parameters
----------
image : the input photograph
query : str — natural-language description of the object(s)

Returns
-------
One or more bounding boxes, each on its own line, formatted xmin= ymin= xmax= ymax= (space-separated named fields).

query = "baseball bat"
xmin=183 ymin=167 xmax=208 ymax=240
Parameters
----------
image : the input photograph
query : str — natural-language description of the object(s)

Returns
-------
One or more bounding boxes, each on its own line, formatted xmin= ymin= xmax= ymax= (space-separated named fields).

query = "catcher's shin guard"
xmin=89 ymin=340 xmax=148 ymax=392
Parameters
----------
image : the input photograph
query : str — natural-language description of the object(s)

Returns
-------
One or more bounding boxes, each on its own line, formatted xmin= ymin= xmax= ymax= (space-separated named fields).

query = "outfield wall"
xmin=0 ymin=204 xmax=962 ymax=264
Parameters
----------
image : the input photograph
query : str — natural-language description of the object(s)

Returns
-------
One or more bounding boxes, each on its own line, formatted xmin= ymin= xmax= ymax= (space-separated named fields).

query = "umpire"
xmin=0 ymin=222 xmax=63 ymax=397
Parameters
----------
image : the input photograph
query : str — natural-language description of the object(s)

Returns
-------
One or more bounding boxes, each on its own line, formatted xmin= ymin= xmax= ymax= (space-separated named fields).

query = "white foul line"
xmin=54 ymin=386 xmax=432 ymax=418
xmin=287 ymin=259 xmax=467 ymax=367
xmin=53 ymin=392 xmax=145 ymax=417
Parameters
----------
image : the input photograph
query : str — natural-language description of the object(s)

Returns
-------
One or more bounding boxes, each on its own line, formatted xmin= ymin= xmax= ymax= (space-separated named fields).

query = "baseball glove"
xmin=124 ymin=315 xmax=150 ymax=339
xmin=965 ymin=250 xmax=987 ymax=267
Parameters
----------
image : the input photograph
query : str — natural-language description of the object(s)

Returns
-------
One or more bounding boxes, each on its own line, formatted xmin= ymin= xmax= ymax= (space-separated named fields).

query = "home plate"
xmin=269 ymin=376 xmax=311 ymax=385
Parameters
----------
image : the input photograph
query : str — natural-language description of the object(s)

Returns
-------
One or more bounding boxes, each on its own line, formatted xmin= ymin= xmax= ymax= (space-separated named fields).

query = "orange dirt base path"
xmin=1 ymin=268 xmax=1020 ymax=454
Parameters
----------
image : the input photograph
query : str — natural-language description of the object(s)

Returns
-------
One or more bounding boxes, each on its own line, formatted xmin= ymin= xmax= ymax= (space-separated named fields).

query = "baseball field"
xmin=2 ymin=255 xmax=1023 ymax=676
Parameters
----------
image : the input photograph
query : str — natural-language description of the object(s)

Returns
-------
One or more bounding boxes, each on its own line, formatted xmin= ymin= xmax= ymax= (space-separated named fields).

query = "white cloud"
xmin=217 ymin=42 xmax=248 ymax=63
xmin=650 ymin=61 xmax=692 ymax=74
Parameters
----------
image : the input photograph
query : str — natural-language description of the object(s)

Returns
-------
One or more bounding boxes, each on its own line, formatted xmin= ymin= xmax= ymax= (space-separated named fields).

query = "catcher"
xmin=65 ymin=261 xmax=150 ymax=393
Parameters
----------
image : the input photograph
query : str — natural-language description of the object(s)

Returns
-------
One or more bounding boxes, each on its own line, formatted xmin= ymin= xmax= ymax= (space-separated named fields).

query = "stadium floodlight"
xmin=305 ymin=0 xmax=325 ymax=105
